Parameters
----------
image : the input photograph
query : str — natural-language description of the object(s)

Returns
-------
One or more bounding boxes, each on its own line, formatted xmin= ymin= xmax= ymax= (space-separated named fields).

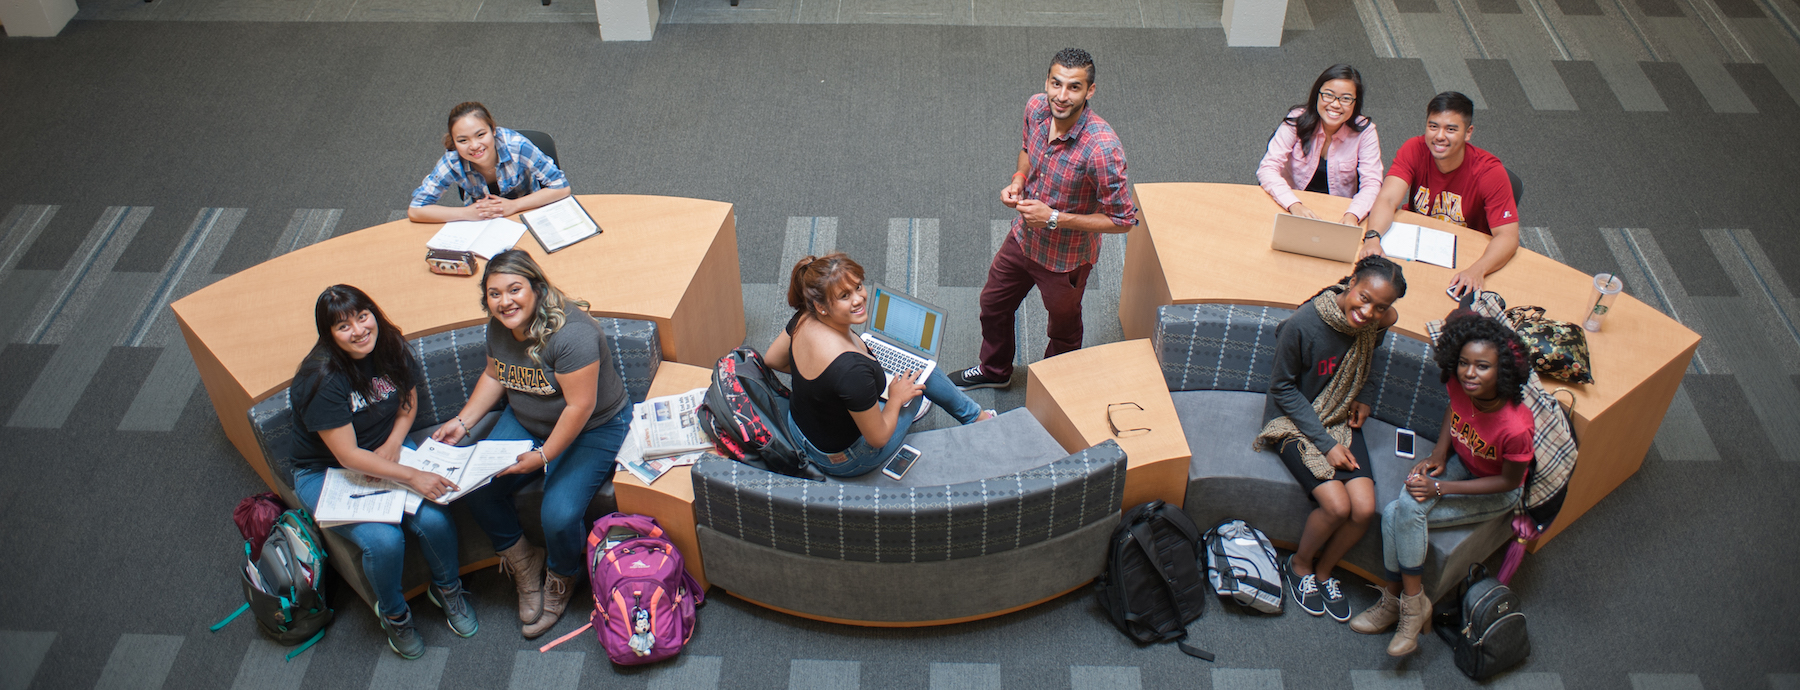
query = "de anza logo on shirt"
xmin=492 ymin=357 xmax=557 ymax=395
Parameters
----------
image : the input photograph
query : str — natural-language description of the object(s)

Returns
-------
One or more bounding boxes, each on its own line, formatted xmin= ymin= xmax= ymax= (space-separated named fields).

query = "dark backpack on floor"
xmin=1094 ymin=501 xmax=1213 ymax=661
xmin=1434 ymin=564 xmax=1530 ymax=680
xmin=696 ymin=347 xmax=819 ymax=481
xmin=213 ymin=506 xmax=333 ymax=661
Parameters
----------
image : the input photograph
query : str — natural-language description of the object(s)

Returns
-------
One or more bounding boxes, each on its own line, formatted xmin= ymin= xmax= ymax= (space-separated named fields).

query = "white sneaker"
xmin=912 ymin=399 xmax=933 ymax=421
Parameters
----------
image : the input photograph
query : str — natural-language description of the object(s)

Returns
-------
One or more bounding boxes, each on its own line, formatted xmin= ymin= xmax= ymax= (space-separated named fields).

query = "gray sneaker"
xmin=428 ymin=581 xmax=480 ymax=638
xmin=379 ymin=608 xmax=425 ymax=659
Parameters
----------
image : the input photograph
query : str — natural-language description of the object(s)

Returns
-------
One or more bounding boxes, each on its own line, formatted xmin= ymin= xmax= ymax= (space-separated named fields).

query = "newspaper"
xmin=398 ymin=438 xmax=533 ymax=504
xmin=314 ymin=468 xmax=407 ymax=528
xmin=630 ymin=387 xmax=713 ymax=460
xmin=618 ymin=448 xmax=706 ymax=486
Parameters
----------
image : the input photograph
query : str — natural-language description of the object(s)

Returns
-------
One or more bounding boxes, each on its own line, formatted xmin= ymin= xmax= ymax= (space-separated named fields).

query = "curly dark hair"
xmin=1433 ymin=311 xmax=1532 ymax=404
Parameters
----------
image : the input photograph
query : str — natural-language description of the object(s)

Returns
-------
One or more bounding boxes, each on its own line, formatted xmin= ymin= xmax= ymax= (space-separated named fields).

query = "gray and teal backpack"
xmin=213 ymin=507 xmax=333 ymax=660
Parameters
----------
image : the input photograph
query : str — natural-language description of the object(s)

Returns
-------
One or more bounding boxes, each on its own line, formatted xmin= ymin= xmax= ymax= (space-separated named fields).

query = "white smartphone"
xmin=882 ymin=444 xmax=923 ymax=481
xmin=1395 ymin=428 xmax=1417 ymax=459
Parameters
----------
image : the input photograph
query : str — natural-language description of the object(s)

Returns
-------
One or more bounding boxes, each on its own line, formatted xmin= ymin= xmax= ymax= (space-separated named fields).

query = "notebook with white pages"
xmin=425 ymin=217 xmax=527 ymax=259
xmin=1380 ymin=222 xmax=1458 ymax=269
xmin=519 ymin=197 xmax=602 ymax=253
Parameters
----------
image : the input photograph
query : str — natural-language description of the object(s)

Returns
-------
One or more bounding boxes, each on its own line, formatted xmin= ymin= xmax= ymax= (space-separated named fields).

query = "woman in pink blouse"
xmin=1257 ymin=64 xmax=1384 ymax=226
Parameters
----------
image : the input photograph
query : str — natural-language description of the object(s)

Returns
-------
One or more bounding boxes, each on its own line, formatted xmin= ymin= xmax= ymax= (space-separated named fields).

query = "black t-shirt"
xmin=289 ymin=355 xmax=420 ymax=471
xmin=1303 ymin=155 xmax=1330 ymax=194
xmin=785 ymin=312 xmax=884 ymax=453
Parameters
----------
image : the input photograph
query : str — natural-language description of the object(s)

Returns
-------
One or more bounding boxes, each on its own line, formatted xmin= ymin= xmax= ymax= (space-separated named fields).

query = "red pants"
xmin=977 ymin=233 xmax=1094 ymax=379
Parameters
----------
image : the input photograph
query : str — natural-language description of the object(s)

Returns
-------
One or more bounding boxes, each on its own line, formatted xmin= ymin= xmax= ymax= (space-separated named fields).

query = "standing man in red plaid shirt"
xmin=949 ymin=48 xmax=1138 ymax=390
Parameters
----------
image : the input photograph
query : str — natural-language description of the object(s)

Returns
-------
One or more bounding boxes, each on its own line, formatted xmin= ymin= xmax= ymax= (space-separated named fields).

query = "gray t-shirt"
xmin=486 ymin=310 xmax=629 ymax=439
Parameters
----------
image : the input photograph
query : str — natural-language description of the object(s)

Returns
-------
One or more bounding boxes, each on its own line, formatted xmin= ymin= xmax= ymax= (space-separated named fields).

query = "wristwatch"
xmin=1046 ymin=209 xmax=1060 ymax=231
xmin=1363 ymin=230 xmax=1382 ymax=242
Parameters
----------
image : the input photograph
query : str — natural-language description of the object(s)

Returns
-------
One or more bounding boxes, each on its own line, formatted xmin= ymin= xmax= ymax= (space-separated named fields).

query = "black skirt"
xmin=1276 ymin=426 xmax=1374 ymax=498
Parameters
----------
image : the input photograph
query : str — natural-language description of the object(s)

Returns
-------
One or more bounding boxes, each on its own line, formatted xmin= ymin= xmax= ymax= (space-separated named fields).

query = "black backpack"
xmin=1434 ymin=564 xmax=1530 ymax=680
xmin=1094 ymin=501 xmax=1213 ymax=661
xmin=212 ymin=509 xmax=334 ymax=660
xmin=695 ymin=347 xmax=819 ymax=481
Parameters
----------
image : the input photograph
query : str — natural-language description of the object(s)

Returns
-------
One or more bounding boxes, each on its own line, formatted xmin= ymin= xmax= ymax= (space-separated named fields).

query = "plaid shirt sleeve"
xmin=1087 ymin=139 xmax=1136 ymax=227
xmin=511 ymin=132 xmax=568 ymax=191
xmin=409 ymin=153 xmax=462 ymax=207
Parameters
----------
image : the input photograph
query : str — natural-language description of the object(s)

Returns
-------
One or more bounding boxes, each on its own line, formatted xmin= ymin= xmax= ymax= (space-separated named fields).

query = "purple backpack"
xmin=538 ymin=513 xmax=703 ymax=664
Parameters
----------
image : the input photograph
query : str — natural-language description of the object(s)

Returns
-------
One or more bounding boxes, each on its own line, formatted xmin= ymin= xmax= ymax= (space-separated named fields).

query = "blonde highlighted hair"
xmin=480 ymin=250 xmax=589 ymax=369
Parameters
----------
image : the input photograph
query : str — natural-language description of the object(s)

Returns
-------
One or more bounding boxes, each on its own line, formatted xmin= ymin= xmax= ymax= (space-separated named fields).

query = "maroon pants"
xmin=977 ymin=233 xmax=1094 ymax=379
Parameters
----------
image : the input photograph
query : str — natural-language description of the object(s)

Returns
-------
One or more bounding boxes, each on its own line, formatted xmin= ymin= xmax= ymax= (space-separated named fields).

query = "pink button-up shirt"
xmin=1256 ymin=108 xmax=1384 ymax=221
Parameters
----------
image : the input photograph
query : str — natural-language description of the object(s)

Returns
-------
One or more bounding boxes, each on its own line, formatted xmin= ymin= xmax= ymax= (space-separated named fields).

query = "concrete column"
xmin=0 ymin=0 xmax=77 ymax=37
xmin=1222 ymin=0 xmax=1287 ymax=47
xmin=595 ymin=0 xmax=658 ymax=41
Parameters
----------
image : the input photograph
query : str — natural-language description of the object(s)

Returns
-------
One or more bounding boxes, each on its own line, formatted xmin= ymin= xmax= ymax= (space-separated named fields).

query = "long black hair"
xmin=1282 ymin=64 xmax=1369 ymax=156
xmin=292 ymin=284 xmax=418 ymax=420
xmin=1433 ymin=311 xmax=1532 ymax=404
xmin=1309 ymin=255 xmax=1408 ymax=302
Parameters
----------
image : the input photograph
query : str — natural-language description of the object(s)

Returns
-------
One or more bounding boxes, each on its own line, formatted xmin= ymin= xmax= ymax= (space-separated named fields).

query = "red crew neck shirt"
xmin=1443 ymin=382 xmax=1534 ymax=478
xmin=1386 ymin=137 xmax=1518 ymax=235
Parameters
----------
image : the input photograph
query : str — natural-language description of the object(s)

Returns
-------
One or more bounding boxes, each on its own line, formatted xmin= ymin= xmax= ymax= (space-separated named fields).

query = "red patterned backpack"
xmin=695 ymin=347 xmax=816 ymax=480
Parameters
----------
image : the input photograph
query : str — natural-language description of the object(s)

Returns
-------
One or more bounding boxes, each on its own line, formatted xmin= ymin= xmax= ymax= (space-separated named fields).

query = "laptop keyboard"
xmin=863 ymin=335 xmax=932 ymax=376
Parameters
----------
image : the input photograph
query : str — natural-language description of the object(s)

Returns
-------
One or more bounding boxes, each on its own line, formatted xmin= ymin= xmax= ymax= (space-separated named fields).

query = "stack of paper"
xmin=426 ymin=218 xmax=527 ymax=259
xmin=314 ymin=469 xmax=408 ymax=528
xmin=1380 ymin=223 xmax=1458 ymax=269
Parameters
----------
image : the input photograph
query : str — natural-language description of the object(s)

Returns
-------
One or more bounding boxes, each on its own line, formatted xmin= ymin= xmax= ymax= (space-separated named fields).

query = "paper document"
xmin=314 ymin=468 xmax=407 ymax=528
xmin=426 ymin=218 xmax=527 ymax=259
xmin=630 ymin=387 xmax=713 ymax=460
xmin=618 ymin=447 xmax=706 ymax=486
xmin=519 ymin=197 xmax=601 ymax=252
xmin=398 ymin=438 xmax=533 ymax=504
xmin=1380 ymin=222 xmax=1458 ymax=269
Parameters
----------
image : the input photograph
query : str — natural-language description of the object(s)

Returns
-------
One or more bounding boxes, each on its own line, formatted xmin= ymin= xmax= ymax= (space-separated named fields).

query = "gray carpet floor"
xmin=0 ymin=2 xmax=1797 ymax=688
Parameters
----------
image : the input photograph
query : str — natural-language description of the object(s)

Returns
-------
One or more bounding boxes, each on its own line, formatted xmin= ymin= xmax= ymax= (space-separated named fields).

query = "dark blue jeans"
xmin=462 ymin=404 xmax=630 ymax=578
xmin=292 ymin=444 xmax=461 ymax=618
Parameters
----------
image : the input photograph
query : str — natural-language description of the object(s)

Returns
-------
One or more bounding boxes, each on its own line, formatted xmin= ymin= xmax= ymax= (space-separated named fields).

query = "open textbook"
xmin=1379 ymin=222 xmax=1458 ymax=269
xmin=399 ymin=439 xmax=534 ymax=504
xmin=519 ymin=196 xmax=601 ymax=253
xmin=314 ymin=469 xmax=408 ymax=528
xmin=426 ymin=217 xmax=527 ymax=259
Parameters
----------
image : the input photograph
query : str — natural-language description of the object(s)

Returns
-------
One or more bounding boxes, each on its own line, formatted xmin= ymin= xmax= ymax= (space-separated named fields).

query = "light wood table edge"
xmin=1119 ymin=186 xmax=1172 ymax=341
xmin=724 ymin=581 xmax=1091 ymax=628
xmin=613 ymin=361 xmax=716 ymax=590
xmin=1025 ymin=340 xmax=1191 ymax=511
xmin=665 ymin=211 xmax=746 ymax=364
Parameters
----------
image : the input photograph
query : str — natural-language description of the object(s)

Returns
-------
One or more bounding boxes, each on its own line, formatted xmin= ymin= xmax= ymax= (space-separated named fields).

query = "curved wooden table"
xmin=1117 ymin=183 xmax=1700 ymax=548
xmin=172 ymin=195 xmax=746 ymax=494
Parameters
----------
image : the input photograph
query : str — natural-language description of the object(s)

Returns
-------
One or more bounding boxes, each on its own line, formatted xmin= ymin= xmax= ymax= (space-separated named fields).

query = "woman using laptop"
xmin=288 ymin=285 xmax=476 ymax=660
xmin=429 ymin=250 xmax=631 ymax=639
xmin=764 ymin=253 xmax=996 ymax=478
xmin=1257 ymin=64 xmax=1384 ymax=226
xmin=407 ymin=101 xmax=571 ymax=223
xmin=1351 ymin=311 xmax=1531 ymax=656
xmin=1253 ymin=256 xmax=1406 ymax=624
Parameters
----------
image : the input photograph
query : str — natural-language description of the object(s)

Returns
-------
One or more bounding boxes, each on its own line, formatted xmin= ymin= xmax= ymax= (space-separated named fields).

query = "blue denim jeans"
xmin=784 ymin=366 xmax=981 ymax=477
xmin=462 ymin=404 xmax=630 ymax=578
xmin=292 ymin=440 xmax=461 ymax=618
xmin=1380 ymin=454 xmax=1522 ymax=579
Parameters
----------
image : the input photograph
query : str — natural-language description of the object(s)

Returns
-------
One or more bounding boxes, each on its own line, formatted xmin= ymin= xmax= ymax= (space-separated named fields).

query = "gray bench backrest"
xmin=249 ymin=318 xmax=663 ymax=490
xmin=1154 ymin=304 xmax=1447 ymax=440
xmin=691 ymin=441 xmax=1127 ymax=563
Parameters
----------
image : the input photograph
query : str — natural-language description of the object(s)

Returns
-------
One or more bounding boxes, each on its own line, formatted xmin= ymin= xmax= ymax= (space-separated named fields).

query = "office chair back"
xmin=1506 ymin=166 xmax=1523 ymax=208
xmin=516 ymin=130 xmax=559 ymax=168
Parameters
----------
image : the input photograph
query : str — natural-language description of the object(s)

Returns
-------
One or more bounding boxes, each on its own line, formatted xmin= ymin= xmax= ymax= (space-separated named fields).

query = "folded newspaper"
xmin=616 ymin=387 xmax=714 ymax=484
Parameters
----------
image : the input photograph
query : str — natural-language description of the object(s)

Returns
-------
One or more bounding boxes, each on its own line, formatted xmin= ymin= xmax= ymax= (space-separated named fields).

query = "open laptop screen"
xmin=870 ymin=288 xmax=942 ymax=355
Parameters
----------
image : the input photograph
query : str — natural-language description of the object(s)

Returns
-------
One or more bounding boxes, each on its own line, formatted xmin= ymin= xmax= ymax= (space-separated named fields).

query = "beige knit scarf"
xmin=1253 ymin=285 xmax=1383 ymax=480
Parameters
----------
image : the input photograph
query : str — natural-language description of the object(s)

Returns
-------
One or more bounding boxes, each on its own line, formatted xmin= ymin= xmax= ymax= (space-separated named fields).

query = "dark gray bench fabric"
xmin=246 ymin=317 xmax=660 ymax=610
xmin=690 ymin=413 xmax=1126 ymax=622
xmin=1155 ymin=304 xmax=1507 ymax=599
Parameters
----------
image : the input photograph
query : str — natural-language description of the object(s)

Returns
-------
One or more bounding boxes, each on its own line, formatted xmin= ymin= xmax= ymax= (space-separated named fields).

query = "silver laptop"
xmin=858 ymin=284 xmax=944 ymax=384
xmin=1272 ymin=213 xmax=1364 ymax=263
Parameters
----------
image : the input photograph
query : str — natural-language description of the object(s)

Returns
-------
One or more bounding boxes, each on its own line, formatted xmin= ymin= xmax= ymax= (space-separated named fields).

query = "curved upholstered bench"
xmin=248 ymin=317 xmax=663 ymax=610
xmin=690 ymin=409 xmax=1127 ymax=625
xmin=1155 ymin=303 xmax=1514 ymax=599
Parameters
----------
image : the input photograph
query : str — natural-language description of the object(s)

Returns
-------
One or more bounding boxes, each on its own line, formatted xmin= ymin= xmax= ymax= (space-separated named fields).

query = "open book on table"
xmin=426 ymin=217 xmax=527 ymax=259
xmin=519 ymin=196 xmax=601 ymax=253
xmin=398 ymin=438 xmax=534 ymax=504
xmin=1379 ymin=222 xmax=1458 ymax=269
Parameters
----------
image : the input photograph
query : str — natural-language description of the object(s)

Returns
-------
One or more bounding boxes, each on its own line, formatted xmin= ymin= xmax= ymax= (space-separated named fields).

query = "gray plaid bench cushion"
xmin=691 ymin=440 xmax=1128 ymax=563
xmin=1153 ymin=304 xmax=1448 ymax=439
xmin=250 ymin=317 xmax=662 ymax=489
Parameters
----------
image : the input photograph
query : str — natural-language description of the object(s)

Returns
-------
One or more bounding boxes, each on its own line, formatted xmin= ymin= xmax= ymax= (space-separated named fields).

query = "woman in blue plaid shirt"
xmin=408 ymin=102 xmax=571 ymax=223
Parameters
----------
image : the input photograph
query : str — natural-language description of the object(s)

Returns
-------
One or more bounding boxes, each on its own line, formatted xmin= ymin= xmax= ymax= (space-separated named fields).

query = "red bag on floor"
xmin=232 ymin=492 xmax=286 ymax=560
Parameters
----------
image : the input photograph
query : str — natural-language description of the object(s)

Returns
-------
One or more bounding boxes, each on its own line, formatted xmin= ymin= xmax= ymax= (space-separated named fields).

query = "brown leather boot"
xmin=1349 ymin=585 xmax=1401 ymax=634
xmin=523 ymin=569 xmax=578 ymax=639
xmin=1386 ymin=590 xmax=1432 ymax=656
xmin=496 ymin=540 xmax=546 ymax=625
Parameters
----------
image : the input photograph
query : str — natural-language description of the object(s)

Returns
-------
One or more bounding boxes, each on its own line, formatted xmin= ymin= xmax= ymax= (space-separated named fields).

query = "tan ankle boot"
xmin=497 ymin=540 xmax=546 ymax=625
xmin=1350 ymin=586 xmax=1401 ymax=634
xmin=523 ymin=569 xmax=578 ymax=639
xmin=1386 ymin=590 xmax=1432 ymax=656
